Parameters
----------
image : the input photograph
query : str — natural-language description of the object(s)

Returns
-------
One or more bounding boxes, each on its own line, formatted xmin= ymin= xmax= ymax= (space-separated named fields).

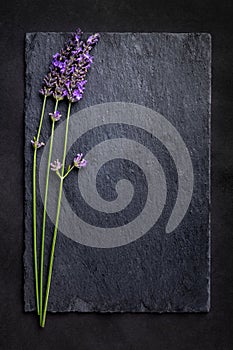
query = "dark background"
xmin=0 ymin=0 xmax=232 ymax=349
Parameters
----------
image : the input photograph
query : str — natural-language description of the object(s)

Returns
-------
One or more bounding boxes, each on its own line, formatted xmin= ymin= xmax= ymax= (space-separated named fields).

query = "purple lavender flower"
xmin=40 ymin=29 xmax=100 ymax=102
xmin=68 ymin=80 xmax=87 ymax=102
xmin=58 ymin=30 xmax=99 ymax=103
xmin=86 ymin=33 xmax=100 ymax=46
xmin=71 ymin=46 xmax=82 ymax=56
xmin=53 ymin=85 xmax=67 ymax=100
xmin=74 ymin=28 xmax=83 ymax=42
xmin=50 ymin=159 xmax=62 ymax=171
xmin=40 ymin=28 xmax=82 ymax=98
xmin=72 ymin=89 xmax=82 ymax=101
xmin=39 ymin=70 xmax=57 ymax=97
xmin=31 ymin=140 xmax=45 ymax=149
xmin=52 ymin=53 xmax=66 ymax=67
xmin=49 ymin=111 xmax=62 ymax=122
xmin=73 ymin=153 xmax=87 ymax=168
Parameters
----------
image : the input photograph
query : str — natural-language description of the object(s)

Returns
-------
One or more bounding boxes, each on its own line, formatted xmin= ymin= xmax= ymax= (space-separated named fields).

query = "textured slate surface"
xmin=24 ymin=32 xmax=211 ymax=312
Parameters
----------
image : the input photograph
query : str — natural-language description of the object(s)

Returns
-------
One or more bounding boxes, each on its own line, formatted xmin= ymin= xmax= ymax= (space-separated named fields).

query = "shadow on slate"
xmin=24 ymin=32 xmax=211 ymax=313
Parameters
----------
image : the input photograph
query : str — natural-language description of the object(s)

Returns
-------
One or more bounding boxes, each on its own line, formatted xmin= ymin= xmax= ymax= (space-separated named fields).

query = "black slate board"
xmin=24 ymin=32 xmax=211 ymax=312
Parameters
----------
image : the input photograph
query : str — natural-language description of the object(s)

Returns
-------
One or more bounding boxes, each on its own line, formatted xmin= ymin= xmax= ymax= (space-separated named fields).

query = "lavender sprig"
xmin=40 ymin=29 xmax=99 ymax=328
xmin=39 ymin=29 xmax=94 ymax=324
xmin=35 ymin=29 xmax=92 ymax=323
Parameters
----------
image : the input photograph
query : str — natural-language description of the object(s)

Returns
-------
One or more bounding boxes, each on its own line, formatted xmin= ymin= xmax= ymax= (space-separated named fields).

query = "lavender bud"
xmin=50 ymin=159 xmax=62 ymax=171
xmin=73 ymin=153 xmax=87 ymax=168
xmin=49 ymin=111 xmax=62 ymax=122
xmin=31 ymin=140 xmax=45 ymax=149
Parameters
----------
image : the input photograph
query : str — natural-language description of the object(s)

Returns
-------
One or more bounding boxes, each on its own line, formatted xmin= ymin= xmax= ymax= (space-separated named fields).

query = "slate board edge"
xmin=24 ymin=32 xmax=212 ymax=313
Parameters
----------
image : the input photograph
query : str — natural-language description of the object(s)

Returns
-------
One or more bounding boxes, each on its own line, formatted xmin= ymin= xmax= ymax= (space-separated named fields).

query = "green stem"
xmin=55 ymin=165 xmax=74 ymax=180
xmin=41 ymin=102 xmax=72 ymax=327
xmin=63 ymin=165 xmax=75 ymax=179
xmin=39 ymin=99 xmax=58 ymax=323
xmin=33 ymin=95 xmax=47 ymax=315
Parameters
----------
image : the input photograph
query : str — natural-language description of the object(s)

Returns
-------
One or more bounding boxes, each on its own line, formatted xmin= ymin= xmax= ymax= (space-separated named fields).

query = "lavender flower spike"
xmin=41 ymin=29 xmax=99 ymax=328
xmin=73 ymin=153 xmax=87 ymax=168
xmin=65 ymin=32 xmax=100 ymax=103
xmin=50 ymin=159 xmax=62 ymax=172
xmin=49 ymin=111 xmax=62 ymax=122
xmin=41 ymin=29 xmax=100 ymax=103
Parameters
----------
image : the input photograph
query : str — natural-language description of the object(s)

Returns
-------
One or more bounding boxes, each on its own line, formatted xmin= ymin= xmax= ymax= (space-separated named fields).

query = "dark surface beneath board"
xmin=0 ymin=0 xmax=233 ymax=349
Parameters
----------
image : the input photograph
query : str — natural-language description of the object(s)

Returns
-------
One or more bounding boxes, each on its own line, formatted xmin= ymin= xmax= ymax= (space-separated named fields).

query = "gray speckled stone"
xmin=24 ymin=32 xmax=211 ymax=312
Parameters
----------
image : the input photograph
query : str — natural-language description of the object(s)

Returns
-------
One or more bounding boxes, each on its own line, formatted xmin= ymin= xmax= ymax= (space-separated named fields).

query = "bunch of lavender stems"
xmin=32 ymin=29 xmax=100 ymax=327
